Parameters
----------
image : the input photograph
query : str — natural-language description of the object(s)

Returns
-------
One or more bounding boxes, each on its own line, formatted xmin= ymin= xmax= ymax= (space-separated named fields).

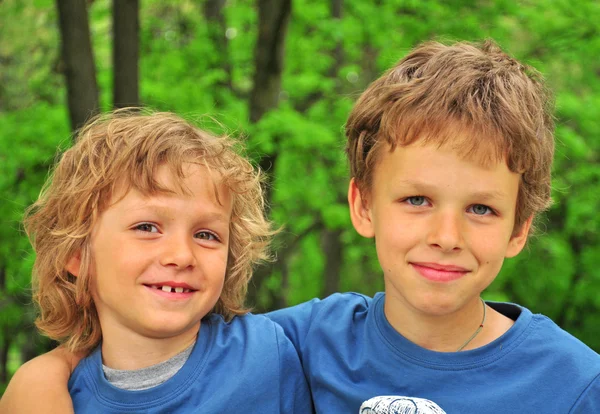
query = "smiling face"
xmin=68 ymin=163 xmax=231 ymax=348
xmin=349 ymin=141 xmax=531 ymax=318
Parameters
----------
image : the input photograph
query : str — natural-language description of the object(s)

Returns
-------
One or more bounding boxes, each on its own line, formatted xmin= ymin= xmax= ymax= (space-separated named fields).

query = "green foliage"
xmin=0 ymin=0 xmax=599 ymax=390
xmin=0 ymin=0 xmax=62 ymax=110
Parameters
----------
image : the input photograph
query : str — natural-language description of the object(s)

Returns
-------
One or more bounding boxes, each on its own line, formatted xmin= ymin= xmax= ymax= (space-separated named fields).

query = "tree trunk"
xmin=329 ymin=0 xmax=343 ymax=80
xmin=203 ymin=0 xmax=233 ymax=97
xmin=246 ymin=0 xmax=292 ymax=309
xmin=249 ymin=0 xmax=292 ymax=124
xmin=203 ymin=0 xmax=226 ymax=20
xmin=56 ymin=0 xmax=100 ymax=131
xmin=319 ymin=0 xmax=345 ymax=298
xmin=113 ymin=0 xmax=139 ymax=108
xmin=0 ymin=266 xmax=5 ymax=291
xmin=250 ymin=0 xmax=292 ymax=199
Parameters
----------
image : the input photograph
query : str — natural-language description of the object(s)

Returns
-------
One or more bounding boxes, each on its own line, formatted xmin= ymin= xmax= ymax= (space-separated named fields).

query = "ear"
xmin=505 ymin=216 xmax=533 ymax=258
xmin=348 ymin=178 xmax=375 ymax=238
xmin=65 ymin=251 xmax=82 ymax=277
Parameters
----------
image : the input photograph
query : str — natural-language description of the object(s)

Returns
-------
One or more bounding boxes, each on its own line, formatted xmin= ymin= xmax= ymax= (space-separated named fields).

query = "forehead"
xmin=390 ymin=119 xmax=508 ymax=168
xmin=373 ymin=141 xmax=520 ymax=200
xmin=108 ymin=162 xmax=232 ymax=212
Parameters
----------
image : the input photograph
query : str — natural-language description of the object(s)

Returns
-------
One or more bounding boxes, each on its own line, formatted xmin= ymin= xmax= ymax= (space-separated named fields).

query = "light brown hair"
xmin=24 ymin=109 xmax=273 ymax=353
xmin=346 ymin=39 xmax=555 ymax=233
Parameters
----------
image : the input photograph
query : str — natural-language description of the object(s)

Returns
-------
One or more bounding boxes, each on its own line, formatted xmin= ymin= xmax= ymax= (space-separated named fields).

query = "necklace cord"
xmin=456 ymin=298 xmax=487 ymax=352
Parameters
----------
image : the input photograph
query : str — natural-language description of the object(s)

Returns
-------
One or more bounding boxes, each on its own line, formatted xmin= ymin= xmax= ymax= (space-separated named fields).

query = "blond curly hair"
xmin=24 ymin=109 xmax=273 ymax=353
xmin=346 ymin=39 xmax=555 ymax=234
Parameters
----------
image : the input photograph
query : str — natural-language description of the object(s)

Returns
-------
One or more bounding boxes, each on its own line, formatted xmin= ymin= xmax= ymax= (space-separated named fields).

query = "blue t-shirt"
xmin=68 ymin=313 xmax=313 ymax=413
xmin=267 ymin=292 xmax=600 ymax=413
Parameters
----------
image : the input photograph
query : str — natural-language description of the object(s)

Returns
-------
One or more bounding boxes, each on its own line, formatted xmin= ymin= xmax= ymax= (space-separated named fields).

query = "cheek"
xmin=198 ymin=249 xmax=229 ymax=279
xmin=374 ymin=225 xmax=414 ymax=270
xmin=214 ymin=252 xmax=229 ymax=280
xmin=375 ymin=209 xmax=419 ymax=245
xmin=469 ymin=229 xmax=512 ymax=267
xmin=92 ymin=240 xmax=145 ymax=290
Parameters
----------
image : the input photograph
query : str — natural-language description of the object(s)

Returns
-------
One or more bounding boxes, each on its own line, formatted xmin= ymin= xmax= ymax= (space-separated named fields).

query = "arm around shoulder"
xmin=274 ymin=323 xmax=314 ymax=413
xmin=0 ymin=347 xmax=82 ymax=414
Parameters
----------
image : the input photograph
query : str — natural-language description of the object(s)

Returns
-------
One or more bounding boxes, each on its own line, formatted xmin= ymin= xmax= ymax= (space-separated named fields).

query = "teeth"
xmin=151 ymin=285 xmax=191 ymax=293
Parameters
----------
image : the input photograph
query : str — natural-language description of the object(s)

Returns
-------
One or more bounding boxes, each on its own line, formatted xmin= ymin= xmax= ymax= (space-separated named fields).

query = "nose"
xmin=159 ymin=232 xmax=197 ymax=269
xmin=426 ymin=210 xmax=464 ymax=252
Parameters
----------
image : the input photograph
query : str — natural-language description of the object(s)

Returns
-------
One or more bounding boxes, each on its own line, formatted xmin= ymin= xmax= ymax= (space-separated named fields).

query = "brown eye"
xmin=135 ymin=223 xmax=158 ymax=233
xmin=195 ymin=231 xmax=218 ymax=241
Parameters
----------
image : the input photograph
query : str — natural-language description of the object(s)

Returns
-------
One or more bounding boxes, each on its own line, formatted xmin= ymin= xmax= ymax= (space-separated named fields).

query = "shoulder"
xmin=313 ymin=292 xmax=374 ymax=310
xmin=263 ymin=292 xmax=379 ymax=354
xmin=512 ymin=305 xmax=600 ymax=390
xmin=207 ymin=311 xmax=281 ymax=334
xmin=268 ymin=292 xmax=375 ymax=323
xmin=203 ymin=312 xmax=290 ymax=351
xmin=201 ymin=313 xmax=302 ymax=376
xmin=0 ymin=348 xmax=81 ymax=413
xmin=492 ymin=302 xmax=599 ymax=363
xmin=531 ymin=313 xmax=600 ymax=363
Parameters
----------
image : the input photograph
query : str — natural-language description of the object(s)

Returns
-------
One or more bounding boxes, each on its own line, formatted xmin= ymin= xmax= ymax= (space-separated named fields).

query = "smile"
xmin=150 ymin=285 xmax=192 ymax=293
xmin=410 ymin=262 xmax=469 ymax=283
xmin=143 ymin=283 xmax=197 ymax=297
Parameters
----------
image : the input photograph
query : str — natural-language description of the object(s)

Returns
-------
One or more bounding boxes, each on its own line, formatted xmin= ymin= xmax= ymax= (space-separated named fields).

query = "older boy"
xmin=0 ymin=111 xmax=311 ymax=413
xmin=3 ymin=40 xmax=600 ymax=413
xmin=267 ymin=39 xmax=600 ymax=412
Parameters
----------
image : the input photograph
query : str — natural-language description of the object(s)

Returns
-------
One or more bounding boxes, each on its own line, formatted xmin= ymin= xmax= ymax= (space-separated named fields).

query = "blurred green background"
xmin=1 ymin=0 xmax=599 ymax=393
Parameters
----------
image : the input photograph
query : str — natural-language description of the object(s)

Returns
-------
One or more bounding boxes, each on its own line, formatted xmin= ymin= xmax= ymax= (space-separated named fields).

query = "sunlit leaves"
xmin=1 ymin=1 xmax=599 ymax=383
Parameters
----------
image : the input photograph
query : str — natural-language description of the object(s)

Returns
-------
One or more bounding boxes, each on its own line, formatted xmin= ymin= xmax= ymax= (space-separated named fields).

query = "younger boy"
xmin=0 ymin=110 xmax=311 ymax=413
xmin=3 ymin=40 xmax=600 ymax=413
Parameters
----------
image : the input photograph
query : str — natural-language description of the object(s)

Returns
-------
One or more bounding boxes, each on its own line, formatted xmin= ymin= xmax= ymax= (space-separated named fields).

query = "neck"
xmin=384 ymin=294 xmax=503 ymax=352
xmin=99 ymin=321 xmax=200 ymax=370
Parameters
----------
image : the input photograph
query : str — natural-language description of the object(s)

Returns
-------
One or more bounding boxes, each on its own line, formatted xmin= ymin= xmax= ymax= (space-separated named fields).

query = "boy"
xmin=4 ymin=40 xmax=600 ymax=413
xmin=0 ymin=111 xmax=311 ymax=413
xmin=267 ymin=39 xmax=600 ymax=412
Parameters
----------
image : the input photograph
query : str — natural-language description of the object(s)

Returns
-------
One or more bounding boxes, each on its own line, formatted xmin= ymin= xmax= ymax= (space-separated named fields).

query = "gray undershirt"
xmin=102 ymin=343 xmax=194 ymax=390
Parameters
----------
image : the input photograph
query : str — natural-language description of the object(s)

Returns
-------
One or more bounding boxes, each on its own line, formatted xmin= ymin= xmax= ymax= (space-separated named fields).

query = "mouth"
xmin=411 ymin=262 xmax=469 ymax=272
xmin=410 ymin=262 xmax=470 ymax=282
xmin=143 ymin=283 xmax=197 ymax=294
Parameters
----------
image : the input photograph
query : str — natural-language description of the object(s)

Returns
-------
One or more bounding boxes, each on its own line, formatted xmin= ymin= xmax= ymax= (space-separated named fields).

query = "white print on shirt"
xmin=360 ymin=396 xmax=447 ymax=414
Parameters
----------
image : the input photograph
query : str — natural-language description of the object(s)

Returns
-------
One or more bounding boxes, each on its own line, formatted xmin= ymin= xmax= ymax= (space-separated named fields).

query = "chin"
xmin=139 ymin=318 xmax=202 ymax=339
xmin=410 ymin=294 xmax=464 ymax=316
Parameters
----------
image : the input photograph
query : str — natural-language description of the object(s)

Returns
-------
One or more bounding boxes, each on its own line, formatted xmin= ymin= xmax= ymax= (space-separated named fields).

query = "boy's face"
xmin=349 ymin=141 xmax=531 ymax=317
xmin=68 ymin=163 xmax=231 ymax=345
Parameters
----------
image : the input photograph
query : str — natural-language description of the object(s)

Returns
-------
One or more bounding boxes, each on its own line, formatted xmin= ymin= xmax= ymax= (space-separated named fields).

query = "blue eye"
xmin=135 ymin=223 xmax=159 ymax=233
xmin=407 ymin=196 xmax=427 ymax=206
xmin=470 ymin=204 xmax=492 ymax=215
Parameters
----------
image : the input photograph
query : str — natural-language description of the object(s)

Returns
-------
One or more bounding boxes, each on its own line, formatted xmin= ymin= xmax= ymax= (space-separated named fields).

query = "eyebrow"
xmin=396 ymin=179 xmax=509 ymax=201
xmin=125 ymin=204 xmax=230 ymax=224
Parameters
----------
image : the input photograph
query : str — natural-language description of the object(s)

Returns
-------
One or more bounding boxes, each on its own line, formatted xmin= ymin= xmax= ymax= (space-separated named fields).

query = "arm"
xmin=266 ymin=293 xmax=371 ymax=353
xmin=266 ymin=297 xmax=322 ymax=353
xmin=0 ymin=347 xmax=83 ymax=414
xmin=275 ymin=323 xmax=314 ymax=413
xmin=569 ymin=372 xmax=600 ymax=414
